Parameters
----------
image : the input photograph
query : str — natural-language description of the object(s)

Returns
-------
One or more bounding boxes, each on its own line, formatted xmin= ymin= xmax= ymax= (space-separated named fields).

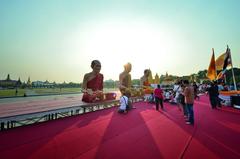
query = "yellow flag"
xmin=215 ymin=47 xmax=231 ymax=71
xmin=215 ymin=53 xmax=225 ymax=71
xmin=207 ymin=49 xmax=217 ymax=80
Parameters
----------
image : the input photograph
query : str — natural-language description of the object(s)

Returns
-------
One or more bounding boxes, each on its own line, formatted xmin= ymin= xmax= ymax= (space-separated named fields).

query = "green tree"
xmin=197 ymin=70 xmax=207 ymax=79
xmin=132 ymin=79 xmax=140 ymax=86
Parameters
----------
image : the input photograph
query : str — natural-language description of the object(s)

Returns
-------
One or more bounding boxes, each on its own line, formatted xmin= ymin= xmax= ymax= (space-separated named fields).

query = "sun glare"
xmin=67 ymin=20 xmax=185 ymax=80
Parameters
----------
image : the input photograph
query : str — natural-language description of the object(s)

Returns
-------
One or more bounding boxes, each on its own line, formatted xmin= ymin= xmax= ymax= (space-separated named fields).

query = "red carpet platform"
xmin=0 ymin=95 xmax=240 ymax=159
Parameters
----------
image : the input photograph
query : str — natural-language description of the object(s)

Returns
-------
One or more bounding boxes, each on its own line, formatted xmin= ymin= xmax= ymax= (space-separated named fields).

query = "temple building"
xmin=161 ymin=72 xmax=175 ymax=85
xmin=0 ymin=74 xmax=21 ymax=89
xmin=160 ymin=72 xmax=176 ymax=90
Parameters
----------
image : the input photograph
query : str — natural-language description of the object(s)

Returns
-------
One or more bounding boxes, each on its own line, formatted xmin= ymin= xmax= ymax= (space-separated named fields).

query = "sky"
xmin=0 ymin=0 xmax=240 ymax=83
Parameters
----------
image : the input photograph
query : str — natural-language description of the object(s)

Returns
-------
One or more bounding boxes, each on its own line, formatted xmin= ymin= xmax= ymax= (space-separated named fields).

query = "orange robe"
xmin=82 ymin=74 xmax=103 ymax=102
xmin=86 ymin=74 xmax=103 ymax=91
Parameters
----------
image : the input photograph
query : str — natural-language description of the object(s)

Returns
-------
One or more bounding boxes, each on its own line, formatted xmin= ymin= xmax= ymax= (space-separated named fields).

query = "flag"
xmin=207 ymin=48 xmax=217 ymax=81
xmin=216 ymin=69 xmax=226 ymax=79
xmin=215 ymin=50 xmax=232 ymax=71
xmin=216 ymin=46 xmax=232 ymax=80
xmin=223 ymin=46 xmax=231 ymax=70
xmin=215 ymin=53 xmax=226 ymax=71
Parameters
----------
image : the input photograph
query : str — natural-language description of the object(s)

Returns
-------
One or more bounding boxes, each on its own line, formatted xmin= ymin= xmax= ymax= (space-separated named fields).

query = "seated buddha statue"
xmin=119 ymin=62 xmax=132 ymax=94
xmin=140 ymin=69 xmax=153 ymax=94
xmin=140 ymin=69 xmax=150 ymax=88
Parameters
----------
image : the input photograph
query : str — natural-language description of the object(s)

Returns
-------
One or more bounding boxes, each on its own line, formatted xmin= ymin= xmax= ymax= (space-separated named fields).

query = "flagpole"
xmin=228 ymin=45 xmax=237 ymax=90
xmin=224 ymin=74 xmax=227 ymax=84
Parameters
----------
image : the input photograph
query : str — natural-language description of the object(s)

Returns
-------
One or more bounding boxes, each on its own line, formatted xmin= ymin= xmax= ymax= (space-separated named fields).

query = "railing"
xmin=0 ymin=96 xmax=144 ymax=131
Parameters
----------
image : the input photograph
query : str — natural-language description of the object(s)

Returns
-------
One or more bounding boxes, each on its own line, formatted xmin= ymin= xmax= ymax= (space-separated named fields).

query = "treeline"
xmin=2 ymin=68 xmax=240 ymax=89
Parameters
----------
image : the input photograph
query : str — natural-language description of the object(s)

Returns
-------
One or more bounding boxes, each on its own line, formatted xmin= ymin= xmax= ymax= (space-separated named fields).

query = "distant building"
xmin=0 ymin=74 xmax=21 ymax=89
xmin=161 ymin=72 xmax=175 ymax=85
xmin=27 ymin=77 xmax=32 ymax=87
xmin=32 ymin=81 xmax=45 ymax=87
xmin=32 ymin=80 xmax=54 ymax=88
xmin=160 ymin=72 xmax=176 ymax=90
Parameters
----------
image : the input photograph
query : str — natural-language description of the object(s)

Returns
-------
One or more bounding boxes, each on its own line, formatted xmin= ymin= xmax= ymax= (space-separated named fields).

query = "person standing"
xmin=207 ymin=81 xmax=219 ymax=109
xmin=174 ymin=80 xmax=185 ymax=112
xmin=178 ymin=84 xmax=187 ymax=117
xmin=183 ymin=80 xmax=194 ymax=125
xmin=154 ymin=84 xmax=164 ymax=111
xmin=193 ymin=82 xmax=199 ymax=100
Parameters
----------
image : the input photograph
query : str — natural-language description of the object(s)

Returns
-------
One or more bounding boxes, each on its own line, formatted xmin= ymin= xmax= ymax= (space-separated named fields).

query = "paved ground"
xmin=0 ymin=92 xmax=121 ymax=118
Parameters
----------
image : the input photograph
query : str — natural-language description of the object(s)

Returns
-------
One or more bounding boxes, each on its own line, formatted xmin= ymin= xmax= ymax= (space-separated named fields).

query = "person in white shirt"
xmin=118 ymin=92 xmax=129 ymax=114
xmin=164 ymin=90 xmax=171 ymax=102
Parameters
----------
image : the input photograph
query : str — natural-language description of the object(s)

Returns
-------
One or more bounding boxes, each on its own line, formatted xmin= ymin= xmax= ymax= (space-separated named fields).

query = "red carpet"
xmin=0 ymin=95 xmax=240 ymax=159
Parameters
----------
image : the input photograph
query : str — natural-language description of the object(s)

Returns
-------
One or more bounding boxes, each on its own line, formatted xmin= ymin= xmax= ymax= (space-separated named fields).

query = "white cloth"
xmin=219 ymin=94 xmax=231 ymax=106
xmin=119 ymin=95 xmax=128 ymax=110
xmin=173 ymin=85 xmax=182 ymax=99
xmin=165 ymin=92 xmax=171 ymax=99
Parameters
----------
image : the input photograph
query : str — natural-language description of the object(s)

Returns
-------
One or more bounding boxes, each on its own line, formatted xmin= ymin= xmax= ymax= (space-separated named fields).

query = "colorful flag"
xmin=223 ymin=46 xmax=231 ymax=70
xmin=216 ymin=69 xmax=226 ymax=79
xmin=215 ymin=53 xmax=226 ymax=71
xmin=207 ymin=48 xmax=217 ymax=81
xmin=216 ymin=46 xmax=232 ymax=80
xmin=215 ymin=51 xmax=232 ymax=71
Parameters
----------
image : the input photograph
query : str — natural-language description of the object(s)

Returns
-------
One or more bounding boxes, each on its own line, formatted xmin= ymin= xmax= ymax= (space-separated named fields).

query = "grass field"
xmin=0 ymin=88 xmax=81 ymax=97
xmin=0 ymin=88 xmax=118 ymax=98
xmin=0 ymin=89 xmax=26 ymax=97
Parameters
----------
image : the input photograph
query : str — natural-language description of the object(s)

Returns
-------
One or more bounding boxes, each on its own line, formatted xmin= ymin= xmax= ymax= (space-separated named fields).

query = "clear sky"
xmin=0 ymin=0 xmax=240 ymax=83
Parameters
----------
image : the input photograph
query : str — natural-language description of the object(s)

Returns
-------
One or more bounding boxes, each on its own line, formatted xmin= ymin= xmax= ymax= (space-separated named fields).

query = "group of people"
xmin=149 ymin=80 xmax=195 ymax=125
xmin=81 ymin=60 xmax=238 ymax=126
xmin=81 ymin=60 xmax=197 ymax=125
xmin=175 ymin=80 xmax=195 ymax=125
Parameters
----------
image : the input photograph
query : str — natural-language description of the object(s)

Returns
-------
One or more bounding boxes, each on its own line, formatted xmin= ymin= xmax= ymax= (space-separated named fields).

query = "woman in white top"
xmin=118 ymin=90 xmax=132 ymax=113
xmin=118 ymin=95 xmax=128 ymax=113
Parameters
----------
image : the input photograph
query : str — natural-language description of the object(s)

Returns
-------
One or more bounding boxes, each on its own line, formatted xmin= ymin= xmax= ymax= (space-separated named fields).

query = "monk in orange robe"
xmin=82 ymin=60 xmax=104 ymax=102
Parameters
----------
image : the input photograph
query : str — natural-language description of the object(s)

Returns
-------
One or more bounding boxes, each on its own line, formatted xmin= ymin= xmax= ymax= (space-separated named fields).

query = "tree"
xmin=225 ymin=68 xmax=240 ymax=85
xmin=197 ymin=70 xmax=207 ymax=79
xmin=132 ymin=79 xmax=140 ymax=86
xmin=104 ymin=79 xmax=115 ymax=88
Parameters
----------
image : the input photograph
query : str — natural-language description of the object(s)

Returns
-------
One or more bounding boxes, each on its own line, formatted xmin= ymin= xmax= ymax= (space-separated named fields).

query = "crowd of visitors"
xmin=81 ymin=60 xmax=237 ymax=126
